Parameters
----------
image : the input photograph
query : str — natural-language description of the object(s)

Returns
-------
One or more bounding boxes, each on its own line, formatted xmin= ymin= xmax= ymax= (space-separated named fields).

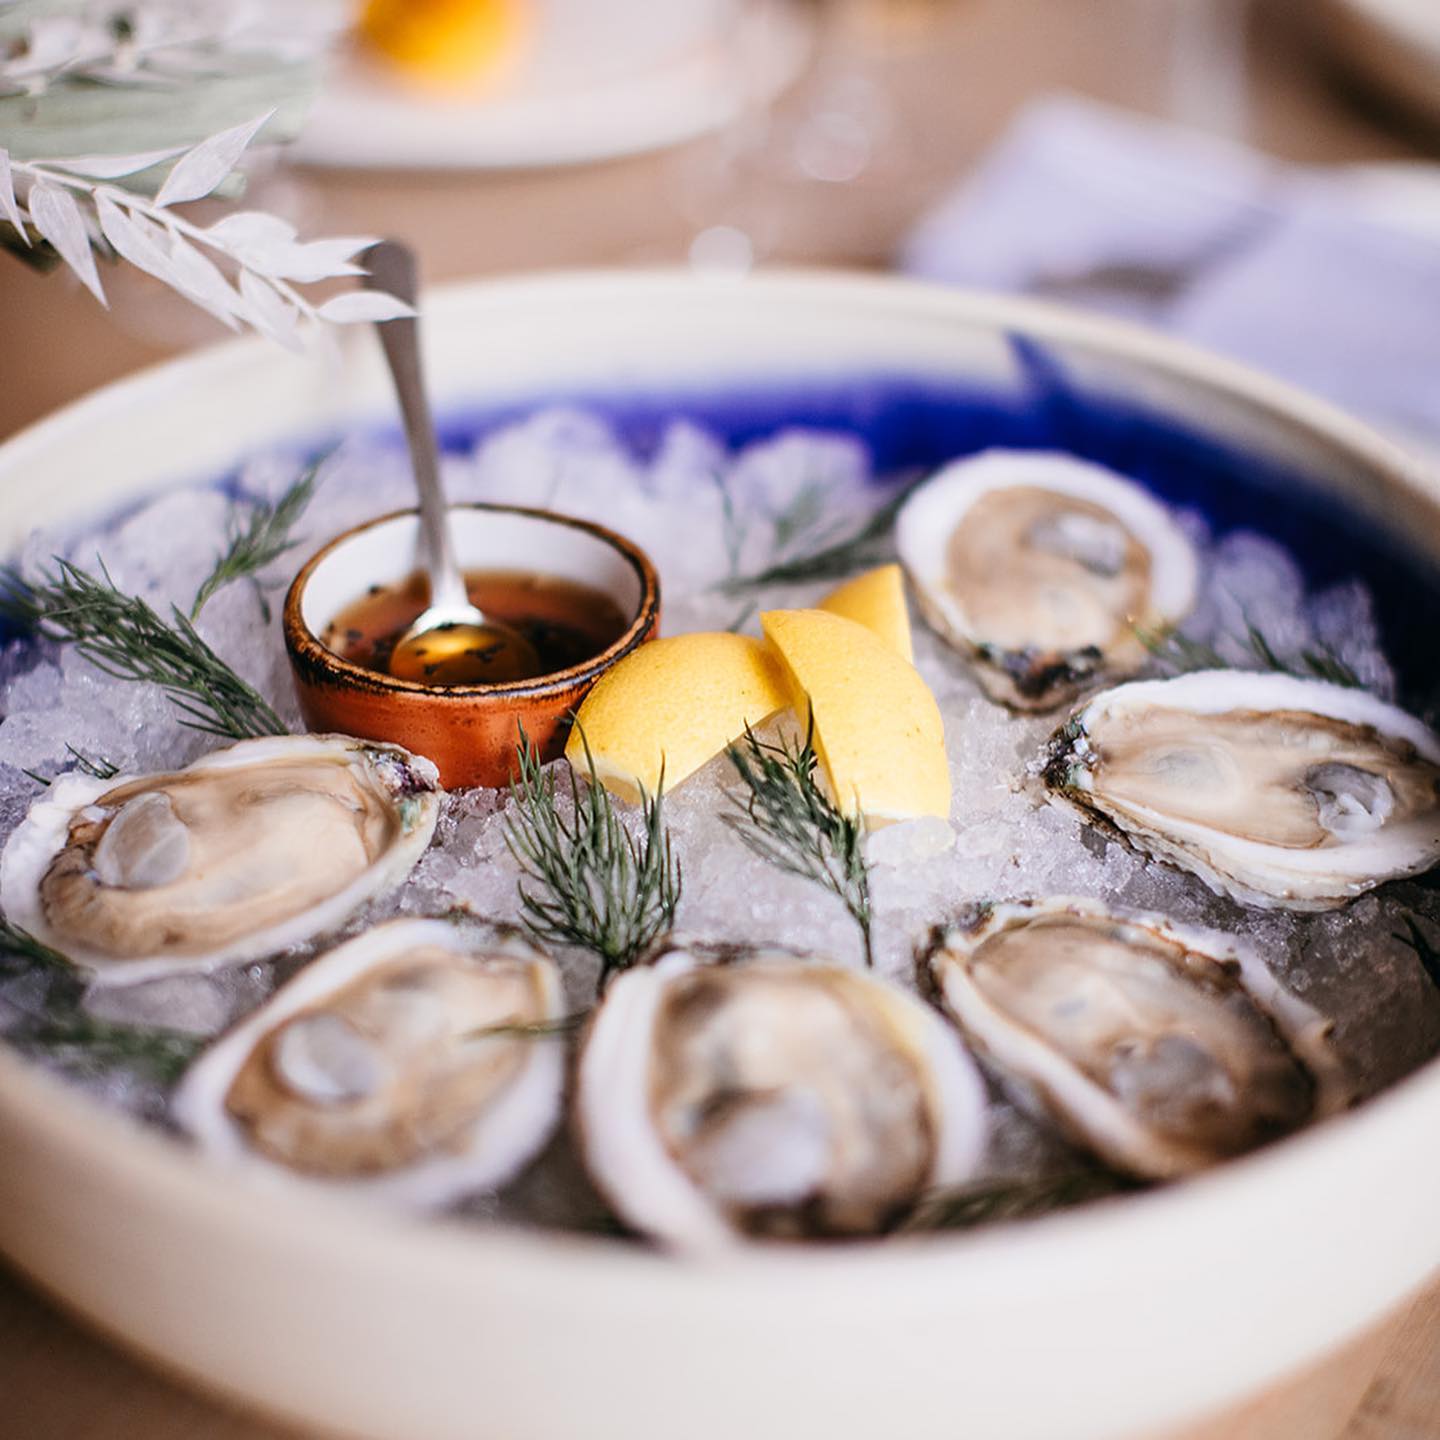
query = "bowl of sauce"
xmin=283 ymin=504 xmax=660 ymax=787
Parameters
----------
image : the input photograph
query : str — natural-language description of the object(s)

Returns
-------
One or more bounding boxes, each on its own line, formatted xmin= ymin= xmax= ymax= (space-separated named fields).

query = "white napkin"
xmin=900 ymin=95 xmax=1440 ymax=444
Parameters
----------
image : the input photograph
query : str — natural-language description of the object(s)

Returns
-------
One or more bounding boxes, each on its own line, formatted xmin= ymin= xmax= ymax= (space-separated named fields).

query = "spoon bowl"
xmin=387 ymin=610 xmax=544 ymax=686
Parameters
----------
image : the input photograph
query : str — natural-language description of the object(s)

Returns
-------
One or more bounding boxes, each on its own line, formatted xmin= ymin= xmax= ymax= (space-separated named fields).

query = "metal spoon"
xmin=361 ymin=240 xmax=542 ymax=686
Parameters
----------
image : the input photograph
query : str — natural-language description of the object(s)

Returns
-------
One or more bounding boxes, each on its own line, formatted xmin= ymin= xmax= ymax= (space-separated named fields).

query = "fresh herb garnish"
xmin=8 ymin=1012 xmax=205 ymax=1086
xmin=0 ymin=917 xmax=74 ymax=982
xmin=504 ymin=728 xmax=681 ymax=982
xmin=898 ymin=1170 xmax=1134 ymax=1234
xmin=2 ymin=558 xmax=287 ymax=740
xmin=64 ymin=743 xmax=121 ymax=779
xmin=771 ymin=480 xmax=832 ymax=555
xmin=0 ymin=918 xmax=201 ymax=1084
xmin=724 ymin=716 xmax=873 ymax=967
xmin=719 ymin=473 xmax=926 ymax=593
xmin=1139 ymin=617 xmax=1361 ymax=689
xmin=21 ymin=743 xmax=121 ymax=789
xmin=1395 ymin=914 xmax=1440 ymax=991
xmin=191 ymin=458 xmax=323 ymax=622
xmin=716 ymin=472 xmax=843 ymax=586
xmin=725 ymin=600 xmax=757 ymax=635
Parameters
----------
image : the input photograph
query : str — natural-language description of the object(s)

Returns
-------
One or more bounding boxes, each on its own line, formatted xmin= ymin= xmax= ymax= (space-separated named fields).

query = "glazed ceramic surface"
xmin=0 ymin=272 xmax=1438 ymax=1440
xmin=284 ymin=504 xmax=660 ymax=787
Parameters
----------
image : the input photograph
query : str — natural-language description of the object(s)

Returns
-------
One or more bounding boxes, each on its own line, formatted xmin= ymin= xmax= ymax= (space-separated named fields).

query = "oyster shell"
xmin=1043 ymin=671 xmax=1440 ymax=909
xmin=172 ymin=918 xmax=565 ymax=1206
xmin=927 ymin=898 xmax=1348 ymax=1179
xmin=896 ymin=451 xmax=1198 ymax=710
xmin=0 ymin=735 xmax=441 ymax=983
xmin=576 ymin=941 xmax=987 ymax=1248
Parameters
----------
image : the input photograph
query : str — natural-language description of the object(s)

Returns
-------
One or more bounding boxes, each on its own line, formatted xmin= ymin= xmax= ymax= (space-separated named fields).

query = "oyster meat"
xmin=896 ymin=450 xmax=1198 ymax=710
xmin=927 ymin=898 xmax=1348 ymax=1179
xmin=1044 ymin=671 xmax=1440 ymax=909
xmin=0 ymin=735 xmax=441 ymax=983
xmin=173 ymin=918 xmax=565 ymax=1206
xmin=576 ymin=942 xmax=987 ymax=1249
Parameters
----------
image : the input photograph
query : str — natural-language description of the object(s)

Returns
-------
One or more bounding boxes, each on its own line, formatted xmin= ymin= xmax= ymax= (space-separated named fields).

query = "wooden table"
xmin=1 ymin=2 xmax=1438 ymax=1435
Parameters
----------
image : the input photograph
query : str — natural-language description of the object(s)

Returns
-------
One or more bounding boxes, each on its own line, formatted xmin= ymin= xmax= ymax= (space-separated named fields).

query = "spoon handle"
xmin=361 ymin=241 xmax=469 ymax=612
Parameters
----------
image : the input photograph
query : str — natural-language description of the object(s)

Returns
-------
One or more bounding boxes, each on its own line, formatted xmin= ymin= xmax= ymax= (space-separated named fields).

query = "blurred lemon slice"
xmin=566 ymin=633 xmax=790 ymax=804
xmin=359 ymin=0 xmax=531 ymax=93
xmin=818 ymin=564 xmax=913 ymax=662
xmin=760 ymin=609 xmax=950 ymax=823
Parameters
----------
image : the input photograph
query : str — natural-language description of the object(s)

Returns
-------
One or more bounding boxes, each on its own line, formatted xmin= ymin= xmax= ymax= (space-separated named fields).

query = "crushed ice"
xmin=2 ymin=412 xmax=1437 ymax=1220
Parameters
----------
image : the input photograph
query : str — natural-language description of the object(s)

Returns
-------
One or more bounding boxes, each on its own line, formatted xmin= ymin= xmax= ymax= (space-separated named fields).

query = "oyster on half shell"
xmin=927 ymin=898 xmax=1348 ymax=1179
xmin=0 ymin=735 xmax=441 ymax=984
xmin=896 ymin=451 xmax=1198 ymax=711
xmin=1043 ymin=671 xmax=1440 ymax=910
xmin=576 ymin=941 xmax=988 ymax=1249
xmin=173 ymin=918 xmax=565 ymax=1207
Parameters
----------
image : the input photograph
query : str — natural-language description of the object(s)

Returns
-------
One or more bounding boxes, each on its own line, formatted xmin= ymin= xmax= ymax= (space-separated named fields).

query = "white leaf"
xmin=317 ymin=290 xmax=415 ymax=324
xmin=155 ymin=110 xmax=273 ymax=208
xmin=239 ymin=268 xmax=303 ymax=352
xmin=95 ymin=193 xmax=174 ymax=282
xmin=215 ymin=235 xmax=306 ymax=278
xmin=44 ymin=146 xmax=188 ymax=180
xmin=205 ymin=210 xmax=296 ymax=249
xmin=80 ymin=65 xmax=184 ymax=89
xmin=0 ymin=150 xmax=29 ymax=246
xmin=28 ymin=181 xmax=104 ymax=304
xmin=164 ymin=234 xmax=243 ymax=330
xmin=246 ymin=235 xmax=376 ymax=283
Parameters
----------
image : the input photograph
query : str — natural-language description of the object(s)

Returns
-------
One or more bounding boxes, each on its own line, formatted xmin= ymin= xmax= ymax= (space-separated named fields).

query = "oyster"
xmin=576 ymin=941 xmax=987 ymax=1249
xmin=895 ymin=450 xmax=1198 ymax=710
xmin=173 ymin=918 xmax=565 ymax=1206
xmin=1043 ymin=671 xmax=1440 ymax=910
xmin=927 ymin=898 xmax=1348 ymax=1179
xmin=0 ymin=735 xmax=441 ymax=983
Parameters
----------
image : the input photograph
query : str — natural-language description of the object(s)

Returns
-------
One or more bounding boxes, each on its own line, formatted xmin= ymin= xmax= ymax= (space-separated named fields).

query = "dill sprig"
xmin=21 ymin=743 xmax=120 ymax=789
xmin=0 ymin=917 xmax=74 ymax=982
xmin=2 ymin=558 xmax=287 ymax=741
xmin=7 ymin=1013 xmax=205 ymax=1086
xmin=1395 ymin=914 xmax=1440 ymax=991
xmin=504 ymin=729 xmax=681 ymax=982
xmin=724 ymin=717 xmax=873 ymax=967
xmin=718 ymin=473 xmax=926 ymax=593
xmin=898 ymin=1170 xmax=1133 ymax=1234
xmin=0 ymin=918 xmax=204 ymax=1083
xmin=65 ymin=743 xmax=121 ymax=779
xmin=725 ymin=600 xmax=757 ymax=635
xmin=1139 ymin=617 xmax=1361 ymax=689
xmin=25 ymin=743 xmax=124 ymax=789
xmin=191 ymin=459 xmax=322 ymax=622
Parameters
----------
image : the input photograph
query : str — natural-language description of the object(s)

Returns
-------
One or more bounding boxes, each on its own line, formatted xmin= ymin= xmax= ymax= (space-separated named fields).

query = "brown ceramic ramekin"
xmin=283 ymin=504 xmax=660 ymax=788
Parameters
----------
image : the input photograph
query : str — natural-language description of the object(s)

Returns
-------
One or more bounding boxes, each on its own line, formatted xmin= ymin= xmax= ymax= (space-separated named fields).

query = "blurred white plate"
xmin=1318 ymin=0 xmax=1440 ymax=129
xmin=295 ymin=0 xmax=810 ymax=171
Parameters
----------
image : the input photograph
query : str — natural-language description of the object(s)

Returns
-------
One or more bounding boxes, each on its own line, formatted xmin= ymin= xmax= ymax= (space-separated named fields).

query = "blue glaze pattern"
xmin=10 ymin=336 xmax=1440 ymax=707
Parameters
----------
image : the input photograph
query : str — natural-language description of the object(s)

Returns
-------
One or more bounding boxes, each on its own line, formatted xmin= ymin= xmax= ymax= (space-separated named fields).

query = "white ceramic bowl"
xmin=0 ymin=271 xmax=1438 ymax=1440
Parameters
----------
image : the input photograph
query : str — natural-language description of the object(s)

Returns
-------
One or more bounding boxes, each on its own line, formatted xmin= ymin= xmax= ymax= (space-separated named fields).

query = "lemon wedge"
xmin=760 ymin=609 xmax=950 ymax=823
xmin=567 ymin=634 xmax=790 ymax=804
xmin=359 ymin=0 xmax=529 ymax=92
xmin=819 ymin=564 xmax=913 ymax=661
